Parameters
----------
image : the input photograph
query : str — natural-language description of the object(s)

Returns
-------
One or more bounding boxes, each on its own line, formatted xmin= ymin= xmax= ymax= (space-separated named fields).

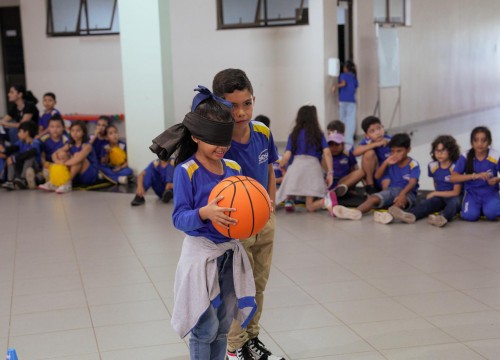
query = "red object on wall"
xmin=62 ymin=114 xmax=125 ymax=122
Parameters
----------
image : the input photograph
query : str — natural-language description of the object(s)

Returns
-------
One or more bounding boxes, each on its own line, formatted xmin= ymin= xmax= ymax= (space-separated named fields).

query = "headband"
xmin=149 ymin=86 xmax=234 ymax=161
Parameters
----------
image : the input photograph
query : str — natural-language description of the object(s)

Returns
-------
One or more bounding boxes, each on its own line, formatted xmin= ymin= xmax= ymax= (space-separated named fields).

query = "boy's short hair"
xmin=43 ymin=92 xmax=56 ymax=100
xmin=326 ymin=120 xmax=345 ymax=134
xmin=212 ymin=68 xmax=254 ymax=96
xmin=361 ymin=116 xmax=382 ymax=133
xmin=388 ymin=133 xmax=411 ymax=149
xmin=97 ymin=115 xmax=112 ymax=125
xmin=254 ymin=115 xmax=270 ymax=127
xmin=19 ymin=121 xmax=38 ymax=138
xmin=48 ymin=113 xmax=65 ymax=127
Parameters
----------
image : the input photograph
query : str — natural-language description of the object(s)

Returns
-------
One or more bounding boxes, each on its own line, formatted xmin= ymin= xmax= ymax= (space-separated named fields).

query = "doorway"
xmin=337 ymin=0 xmax=353 ymax=64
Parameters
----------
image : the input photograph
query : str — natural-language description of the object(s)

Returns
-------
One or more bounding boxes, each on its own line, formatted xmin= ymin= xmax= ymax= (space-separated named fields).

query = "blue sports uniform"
xmin=358 ymin=134 xmax=392 ymax=164
xmin=91 ymin=135 xmax=109 ymax=163
xmin=285 ymin=129 xmax=327 ymax=161
xmin=99 ymin=141 xmax=133 ymax=182
xmin=375 ymin=157 xmax=420 ymax=208
xmin=338 ymin=72 xmax=358 ymax=103
xmin=13 ymin=139 xmax=42 ymax=167
xmin=454 ymin=149 xmax=500 ymax=221
xmin=40 ymin=133 xmax=69 ymax=162
xmin=69 ymin=142 xmax=98 ymax=185
xmin=142 ymin=159 xmax=175 ymax=198
xmin=224 ymin=121 xmax=278 ymax=191
xmin=330 ymin=144 xmax=357 ymax=189
xmin=38 ymin=109 xmax=61 ymax=131
xmin=172 ymin=156 xmax=242 ymax=244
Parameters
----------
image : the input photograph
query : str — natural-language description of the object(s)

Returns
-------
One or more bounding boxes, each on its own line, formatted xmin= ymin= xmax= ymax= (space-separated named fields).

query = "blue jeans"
xmin=190 ymin=250 xmax=236 ymax=360
xmin=409 ymin=196 xmax=462 ymax=221
xmin=339 ymin=101 xmax=356 ymax=144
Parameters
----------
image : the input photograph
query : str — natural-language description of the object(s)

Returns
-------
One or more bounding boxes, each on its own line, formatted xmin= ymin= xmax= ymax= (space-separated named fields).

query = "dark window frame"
xmin=374 ymin=0 xmax=408 ymax=26
xmin=46 ymin=0 xmax=119 ymax=37
xmin=216 ymin=0 xmax=308 ymax=30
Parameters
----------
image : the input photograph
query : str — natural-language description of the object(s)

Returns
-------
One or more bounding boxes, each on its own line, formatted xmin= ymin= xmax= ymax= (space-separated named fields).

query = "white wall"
xmin=354 ymin=0 xmax=500 ymax=132
xmin=19 ymin=0 xmax=124 ymax=115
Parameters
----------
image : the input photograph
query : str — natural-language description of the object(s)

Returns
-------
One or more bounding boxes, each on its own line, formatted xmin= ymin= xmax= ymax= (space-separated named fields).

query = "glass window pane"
xmin=84 ymin=0 xmax=118 ymax=31
xmin=373 ymin=0 xmax=387 ymax=23
xmin=51 ymin=0 xmax=80 ymax=33
xmin=266 ymin=0 xmax=308 ymax=26
xmin=389 ymin=0 xmax=404 ymax=23
xmin=222 ymin=0 xmax=258 ymax=26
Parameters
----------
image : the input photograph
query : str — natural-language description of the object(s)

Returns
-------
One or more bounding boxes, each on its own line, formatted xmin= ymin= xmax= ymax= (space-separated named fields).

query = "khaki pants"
xmin=227 ymin=212 xmax=276 ymax=352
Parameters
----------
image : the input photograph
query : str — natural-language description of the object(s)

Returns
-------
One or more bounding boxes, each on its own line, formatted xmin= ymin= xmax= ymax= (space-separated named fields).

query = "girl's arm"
xmin=322 ymin=147 xmax=334 ymax=187
xmin=450 ymin=171 xmax=492 ymax=183
xmin=279 ymin=150 xmax=293 ymax=170
xmin=20 ymin=113 xmax=33 ymax=124
xmin=64 ymin=144 xmax=92 ymax=166
xmin=0 ymin=115 xmax=16 ymax=128
xmin=427 ymin=183 xmax=462 ymax=199
xmin=52 ymin=144 xmax=70 ymax=163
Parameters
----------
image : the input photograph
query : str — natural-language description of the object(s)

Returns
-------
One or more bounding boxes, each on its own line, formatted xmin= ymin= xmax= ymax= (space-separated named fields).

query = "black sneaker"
xmin=227 ymin=342 xmax=255 ymax=360
xmin=14 ymin=178 xmax=27 ymax=189
xmin=161 ymin=189 xmax=173 ymax=203
xmin=247 ymin=337 xmax=285 ymax=360
xmin=130 ymin=195 xmax=145 ymax=206
xmin=2 ymin=181 xmax=15 ymax=191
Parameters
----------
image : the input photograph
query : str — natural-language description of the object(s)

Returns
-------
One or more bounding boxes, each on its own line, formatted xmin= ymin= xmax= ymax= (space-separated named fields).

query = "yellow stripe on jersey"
xmin=40 ymin=134 xmax=50 ymax=142
xmin=487 ymin=156 xmax=499 ymax=165
xmin=409 ymin=160 xmax=418 ymax=170
xmin=429 ymin=163 xmax=439 ymax=174
xmin=223 ymin=159 xmax=241 ymax=172
xmin=252 ymin=123 xmax=270 ymax=140
xmin=181 ymin=160 xmax=199 ymax=180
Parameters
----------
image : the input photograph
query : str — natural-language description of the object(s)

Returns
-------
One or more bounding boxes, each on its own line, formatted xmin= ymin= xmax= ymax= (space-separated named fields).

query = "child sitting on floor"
xmin=99 ymin=124 xmax=133 ymax=185
xmin=131 ymin=158 xmax=174 ymax=206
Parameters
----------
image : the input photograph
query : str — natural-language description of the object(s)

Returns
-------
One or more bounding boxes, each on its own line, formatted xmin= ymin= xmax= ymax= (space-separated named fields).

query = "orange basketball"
xmin=208 ymin=176 xmax=271 ymax=239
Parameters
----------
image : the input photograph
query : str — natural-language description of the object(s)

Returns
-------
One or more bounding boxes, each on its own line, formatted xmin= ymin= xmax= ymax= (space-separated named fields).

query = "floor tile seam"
xmin=98 ymin=341 xmax=189 ymax=355
xmin=60 ymin=197 xmax=103 ymax=360
xmin=7 ymin=198 xmax=21 ymax=348
xmin=377 ymin=340 xmax=488 ymax=356
xmin=10 ymin=324 xmax=95 ymax=338
xmin=106 ymin=199 xmax=174 ymax=319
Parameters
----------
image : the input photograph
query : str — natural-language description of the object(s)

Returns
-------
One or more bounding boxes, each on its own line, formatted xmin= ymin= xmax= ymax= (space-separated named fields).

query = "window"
xmin=373 ymin=0 xmax=410 ymax=26
xmin=47 ymin=0 xmax=119 ymax=36
xmin=217 ymin=0 xmax=308 ymax=30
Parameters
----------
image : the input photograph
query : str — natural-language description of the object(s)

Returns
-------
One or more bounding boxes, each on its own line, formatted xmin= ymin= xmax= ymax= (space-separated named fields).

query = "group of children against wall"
xmin=0 ymin=85 xmax=175 ymax=203
xmin=276 ymin=109 xmax=500 ymax=226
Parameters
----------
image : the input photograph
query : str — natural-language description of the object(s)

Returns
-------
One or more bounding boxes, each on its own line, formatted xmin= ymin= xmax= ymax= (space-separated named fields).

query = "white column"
xmin=118 ymin=0 xmax=174 ymax=171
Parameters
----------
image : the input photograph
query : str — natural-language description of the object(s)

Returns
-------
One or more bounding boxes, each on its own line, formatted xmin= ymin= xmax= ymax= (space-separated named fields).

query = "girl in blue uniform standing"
xmin=451 ymin=126 xmax=500 ymax=221
xmin=150 ymin=86 xmax=256 ymax=360
xmin=333 ymin=60 xmax=358 ymax=145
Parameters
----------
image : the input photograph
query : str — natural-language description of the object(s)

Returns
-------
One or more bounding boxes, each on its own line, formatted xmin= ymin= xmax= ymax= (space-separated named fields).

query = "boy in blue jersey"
xmin=37 ymin=92 xmax=61 ymax=138
xmin=389 ymin=135 xmax=462 ymax=227
xmin=0 ymin=121 xmax=40 ymax=190
xmin=131 ymin=158 xmax=175 ymax=206
xmin=353 ymin=116 xmax=392 ymax=194
xmin=150 ymin=86 xmax=257 ymax=360
xmin=213 ymin=69 xmax=284 ymax=360
xmin=39 ymin=114 xmax=69 ymax=183
xmin=333 ymin=133 xmax=420 ymax=224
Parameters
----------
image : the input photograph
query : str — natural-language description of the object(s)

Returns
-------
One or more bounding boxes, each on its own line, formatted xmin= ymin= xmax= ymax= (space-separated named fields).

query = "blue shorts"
xmin=74 ymin=165 xmax=98 ymax=185
xmin=373 ymin=186 xmax=417 ymax=209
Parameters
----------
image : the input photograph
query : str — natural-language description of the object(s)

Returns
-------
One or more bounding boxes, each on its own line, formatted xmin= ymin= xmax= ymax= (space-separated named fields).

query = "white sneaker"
xmin=374 ymin=211 xmax=394 ymax=224
xmin=38 ymin=181 xmax=57 ymax=192
xmin=388 ymin=206 xmax=416 ymax=224
xmin=118 ymin=176 xmax=128 ymax=184
xmin=428 ymin=214 xmax=448 ymax=227
xmin=323 ymin=191 xmax=338 ymax=217
xmin=55 ymin=183 xmax=72 ymax=194
xmin=332 ymin=205 xmax=362 ymax=220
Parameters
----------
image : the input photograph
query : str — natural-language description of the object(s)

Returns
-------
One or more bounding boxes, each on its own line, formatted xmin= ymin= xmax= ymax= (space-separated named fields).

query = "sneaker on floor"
xmin=131 ymin=194 xmax=145 ymax=206
xmin=38 ymin=181 xmax=57 ymax=192
xmin=118 ymin=175 xmax=128 ymax=184
xmin=388 ymin=206 xmax=416 ymax=224
xmin=332 ymin=205 xmax=362 ymax=220
xmin=284 ymin=199 xmax=295 ymax=212
xmin=2 ymin=181 xmax=15 ymax=191
xmin=323 ymin=190 xmax=338 ymax=217
xmin=161 ymin=189 xmax=173 ymax=203
xmin=227 ymin=343 xmax=255 ymax=360
xmin=374 ymin=211 xmax=394 ymax=224
xmin=55 ymin=182 xmax=72 ymax=194
xmin=25 ymin=167 xmax=36 ymax=189
xmin=247 ymin=337 xmax=285 ymax=360
xmin=428 ymin=214 xmax=448 ymax=227
xmin=13 ymin=178 xmax=27 ymax=189
xmin=334 ymin=184 xmax=349 ymax=198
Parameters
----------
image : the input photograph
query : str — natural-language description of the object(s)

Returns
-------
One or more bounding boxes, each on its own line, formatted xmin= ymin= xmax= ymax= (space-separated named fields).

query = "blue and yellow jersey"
xmin=454 ymin=148 xmax=500 ymax=192
xmin=40 ymin=133 xmax=69 ymax=162
xmin=428 ymin=161 xmax=456 ymax=192
xmin=386 ymin=157 xmax=420 ymax=194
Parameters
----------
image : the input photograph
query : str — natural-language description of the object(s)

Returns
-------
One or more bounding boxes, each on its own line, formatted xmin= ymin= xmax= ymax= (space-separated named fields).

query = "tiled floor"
xmin=1 ymin=107 xmax=500 ymax=360
xmin=1 ymin=189 xmax=500 ymax=360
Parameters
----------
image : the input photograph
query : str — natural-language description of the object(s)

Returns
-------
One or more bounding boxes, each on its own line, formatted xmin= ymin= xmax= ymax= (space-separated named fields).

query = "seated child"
xmin=330 ymin=133 xmax=420 ymax=224
xmin=99 ymin=124 xmax=133 ymax=185
xmin=41 ymin=120 xmax=98 ymax=193
xmin=352 ymin=116 xmax=391 ymax=194
xmin=0 ymin=121 xmax=41 ymax=190
xmin=131 ymin=158 xmax=174 ymax=206
xmin=326 ymin=132 xmax=364 ymax=197
xmin=326 ymin=119 xmax=345 ymax=135
xmin=450 ymin=126 xmax=500 ymax=221
xmin=39 ymin=114 xmax=69 ymax=183
xmin=389 ymin=135 xmax=462 ymax=227
xmin=89 ymin=115 xmax=110 ymax=161
xmin=37 ymin=92 xmax=61 ymax=138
